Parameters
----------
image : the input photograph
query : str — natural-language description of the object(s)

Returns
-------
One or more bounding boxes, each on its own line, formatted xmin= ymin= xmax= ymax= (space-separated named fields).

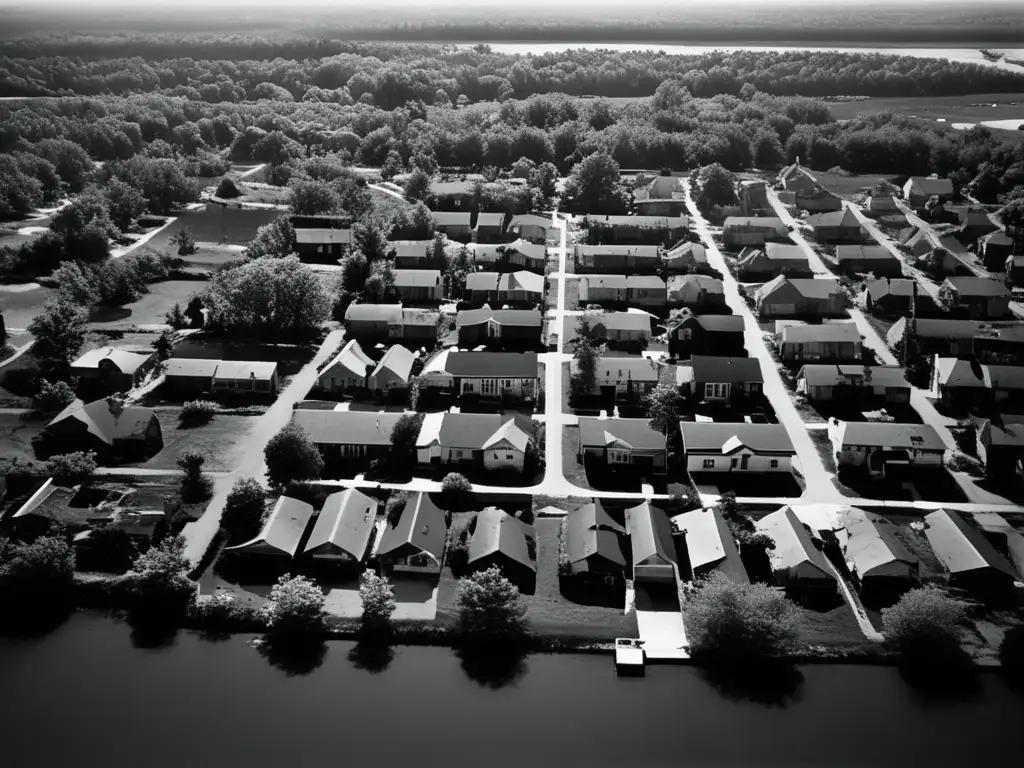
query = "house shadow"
xmin=690 ymin=472 xmax=802 ymax=498
xmin=391 ymin=576 xmax=437 ymax=605
xmin=558 ymin=575 xmax=625 ymax=608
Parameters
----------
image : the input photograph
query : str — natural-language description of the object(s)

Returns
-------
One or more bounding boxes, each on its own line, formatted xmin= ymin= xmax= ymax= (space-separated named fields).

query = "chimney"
xmin=106 ymin=396 xmax=125 ymax=418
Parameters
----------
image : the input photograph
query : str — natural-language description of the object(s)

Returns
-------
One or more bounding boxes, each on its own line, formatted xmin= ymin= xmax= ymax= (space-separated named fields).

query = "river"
xmin=0 ymin=612 xmax=1021 ymax=767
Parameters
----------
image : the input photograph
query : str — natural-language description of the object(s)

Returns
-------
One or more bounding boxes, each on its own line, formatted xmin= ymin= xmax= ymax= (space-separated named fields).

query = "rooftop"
xmin=924 ymin=508 xmax=1018 ymax=579
xmin=303 ymin=488 xmax=377 ymax=559
xmin=291 ymin=410 xmax=406 ymax=446
xmin=835 ymin=421 xmax=945 ymax=451
xmin=445 ymin=351 xmax=538 ymax=378
xmin=468 ymin=508 xmax=535 ymax=571
xmin=680 ymin=422 xmax=795 ymax=454
xmin=690 ymin=355 xmax=763 ymax=384
xmin=780 ymin=322 xmax=861 ymax=344
xmin=578 ymin=417 xmax=666 ymax=452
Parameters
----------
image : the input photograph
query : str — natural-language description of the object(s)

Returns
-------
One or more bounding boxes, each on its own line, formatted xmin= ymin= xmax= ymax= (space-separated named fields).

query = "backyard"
xmin=143 ymin=205 xmax=282 ymax=249
xmin=88 ymin=279 xmax=203 ymax=331
xmin=128 ymin=410 xmax=260 ymax=471
xmin=0 ymin=411 xmax=46 ymax=461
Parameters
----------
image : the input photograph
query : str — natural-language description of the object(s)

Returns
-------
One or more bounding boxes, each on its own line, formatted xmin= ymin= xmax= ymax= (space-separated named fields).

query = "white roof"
xmin=756 ymin=506 xmax=835 ymax=580
xmin=482 ymin=419 xmax=531 ymax=452
xmin=71 ymin=346 xmax=153 ymax=374
xmin=416 ymin=411 xmax=445 ymax=447
xmin=420 ymin=348 xmax=451 ymax=375
xmin=295 ymin=228 xmax=350 ymax=244
xmin=671 ymin=507 xmax=725 ymax=570
xmin=322 ymin=339 xmax=374 ymax=379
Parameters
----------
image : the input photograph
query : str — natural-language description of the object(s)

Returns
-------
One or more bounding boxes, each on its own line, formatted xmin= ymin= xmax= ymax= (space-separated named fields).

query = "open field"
xmin=806 ymin=170 xmax=900 ymax=199
xmin=0 ymin=231 xmax=40 ymax=250
xmin=88 ymin=279 xmax=203 ymax=331
xmin=827 ymin=93 xmax=1024 ymax=128
xmin=0 ymin=411 xmax=46 ymax=461
xmin=0 ymin=282 xmax=54 ymax=332
xmin=207 ymin=181 xmax=290 ymax=206
xmin=130 ymin=411 xmax=258 ymax=471
xmin=178 ymin=245 xmax=245 ymax=272
xmin=143 ymin=205 xmax=282 ymax=250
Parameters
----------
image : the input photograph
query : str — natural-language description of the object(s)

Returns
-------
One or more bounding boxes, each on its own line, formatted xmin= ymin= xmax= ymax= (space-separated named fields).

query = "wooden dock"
xmin=615 ymin=638 xmax=646 ymax=676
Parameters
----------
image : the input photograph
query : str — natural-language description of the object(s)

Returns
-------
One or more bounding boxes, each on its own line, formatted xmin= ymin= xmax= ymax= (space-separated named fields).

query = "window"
xmin=681 ymin=328 xmax=692 ymax=340
xmin=506 ymin=454 xmax=514 ymax=460
xmin=770 ymin=459 xmax=779 ymax=468
xmin=705 ymin=383 xmax=715 ymax=397
xmin=702 ymin=459 xmax=715 ymax=469
xmin=462 ymin=381 xmax=475 ymax=393
xmin=730 ymin=458 xmax=738 ymax=468
xmin=609 ymin=450 xmax=630 ymax=464
xmin=503 ymin=379 xmax=513 ymax=389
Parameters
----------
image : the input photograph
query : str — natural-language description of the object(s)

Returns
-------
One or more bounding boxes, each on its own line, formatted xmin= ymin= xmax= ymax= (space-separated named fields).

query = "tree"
xmin=455 ymin=566 xmax=528 ymax=645
xmin=352 ymin=220 xmax=391 ymax=263
xmin=289 ymin=178 xmax=342 ymax=216
xmin=262 ymin=574 xmax=326 ymax=635
xmin=444 ymin=246 xmax=472 ymax=299
xmin=152 ymin=328 xmax=175 ymax=360
xmin=568 ymin=317 xmax=599 ymax=402
xmin=561 ymin=151 xmax=629 ymax=214
xmin=49 ymin=261 xmax=99 ymax=306
xmin=751 ymin=130 xmax=785 ymax=170
xmin=685 ymin=573 xmax=800 ymax=659
xmin=664 ymin=487 xmax=703 ymax=516
xmin=363 ymin=259 xmax=400 ymax=303
xmin=221 ymin=477 xmax=267 ymax=542
xmin=264 ymin=422 xmax=324 ymax=489
xmin=381 ymin=149 xmax=405 ymax=181
xmin=1001 ymin=198 xmax=1024 ymax=249
xmin=127 ymin=535 xmax=194 ymax=620
xmin=441 ymin=472 xmax=473 ymax=507
xmin=339 ymin=250 xmax=370 ymax=295
xmin=180 ymin=399 xmax=217 ymax=423
xmin=244 ymin=216 xmax=295 ymax=260
xmin=695 ymin=163 xmax=739 ymax=212
xmin=28 ymin=299 xmax=89 ymax=367
xmin=530 ymin=161 xmax=559 ymax=204
xmin=215 ymin=177 xmax=242 ymax=199
xmin=999 ymin=625 xmax=1024 ymax=688
xmin=644 ymin=383 xmax=684 ymax=435
xmin=103 ymin=177 xmax=148 ymax=229
xmin=47 ymin=450 xmax=97 ymax=485
xmin=0 ymin=535 xmax=76 ymax=616
xmin=177 ymin=449 xmax=214 ymax=504
xmin=407 ymin=201 xmax=435 ymax=238
xmin=203 ymin=256 xmax=330 ymax=339
xmin=390 ymin=413 xmax=424 ymax=467
xmin=881 ymin=585 xmax=969 ymax=662
xmin=170 ymin=226 xmax=197 ymax=256
xmin=359 ymin=570 xmax=396 ymax=636
xmin=33 ymin=378 xmax=77 ymax=414
xmin=404 ymin=169 xmax=431 ymax=202
xmin=164 ymin=302 xmax=190 ymax=330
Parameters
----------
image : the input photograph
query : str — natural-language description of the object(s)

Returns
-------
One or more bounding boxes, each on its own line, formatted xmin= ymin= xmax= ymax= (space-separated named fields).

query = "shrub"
xmin=264 ymin=422 xmax=324 ymax=489
xmin=126 ymin=535 xmax=195 ymax=621
xmin=33 ymin=378 xmax=77 ymax=414
xmin=359 ymin=570 xmax=396 ymax=636
xmin=47 ymin=450 xmax=97 ymax=485
xmin=664 ymin=488 xmax=702 ymax=516
xmin=215 ymin=177 xmax=242 ymax=199
xmin=170 ymin=226 xmax=197 ymax=256
xmin=180 ymin=399 xmax=217 ymax=424
xmin=262 ymin=574 xmax=326 ymax=635
xmin=221 ymin=477 xmax=267 ymax=542
xmin=165 ymin=303 xmax=190 ymax=330
xmin=191 ymin=592 xmax=263 ymax=631
xmin=441 ymin=472 xmax=472 ymax=508
xmin=455 ymin=566 xmax=528 ymax=646
xmin=385 ymin=492 xmax=408 ymax=526
xmin=684 ymin=573 xmax=800 ymax=659
xmin=177 ymin=449 xmax=214 ymax=503
xmin=881 ymin=585 xmax=969 ymax=662
xmin=0 ymin=535 xmax=76 ymax=617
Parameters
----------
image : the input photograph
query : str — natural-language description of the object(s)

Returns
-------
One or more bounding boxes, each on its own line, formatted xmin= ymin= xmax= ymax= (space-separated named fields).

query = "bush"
xmin=126 ymin=535 xmax=195 ymax=622
xmin=262 ymin=574 xmax=326 ymax=635
xmin=264 ymin=422 xmax=324 ymax=489
xmin=440 ymin=472 xmax=472 ymax=509
xmin=215 ymin=177 xmax=242 ymax=199
xmin=881 ymin=585 xmax=969 ymax=662
xmin=177 ymin=449 xmax=214 ymax=503
xmin=33 ymin=378 xmax=77 ymax=414
xmin=221 ymin=477 xmax=267 ymax=542
xmin=165 ymin=303 xmax=190 ymax=330
xmin=999 ymin=625 xmax=1024 ymax=687
xmin=47 ymin=450 xmax=97 ymax=485
xmin=190 ymin=592 xmax=263 ymax=631
xmin=0 ymin=535 xmax=76 ymax=619
xmin=180 ymin=399 xmax=217 ymax=424
xmin=385 ymin=492 xmax=408 ymax=526
xmin=684 ymin=573 xmax=800 ymax=659
xmin=455 ymin=566 xmax=528 ymax=646
xmin=359 ymin=570 xmax=396 ymax=636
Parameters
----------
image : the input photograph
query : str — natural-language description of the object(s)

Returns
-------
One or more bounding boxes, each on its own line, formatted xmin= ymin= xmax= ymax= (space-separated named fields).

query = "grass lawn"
xmin=178 ymin=245 xmax=245 ymax=272
xmin=827 ymin=93 xmax=1024 ymax=128
xmin=0 ymin=231 xmax=39 ymax=250
xmin=0 ymin=350 xmax=38 ymax=407
xmin=809 ymin=170 xmax=900 ymax=200
xmin=561 ymin=425 xmax=593 ymax=491
xmin=88 ymin=279 xmax=204 ymax=331
xmin=0 ymin=282 xmax=54 ymax=333
xmin=131 ymin=411 xmax=258 ymax=471
xmin=0 ymin=412 xmax=47 ymax=461
xmin=209 ymin=182 xmax=291 ymax=206
xmin=794 ymin=601 xmax=868 ymax=648
xmin=144 ymin=205 xmax=282 ymax=249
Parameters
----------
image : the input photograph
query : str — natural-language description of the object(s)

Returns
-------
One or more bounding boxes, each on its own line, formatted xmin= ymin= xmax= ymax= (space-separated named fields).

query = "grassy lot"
xmin=131 ymin=410 xmax=258 ymax=471
xmin=0 ymin=282 xmax=54 ymax=334
xmin=144 ymin=205 xmax=282 ymax=249
xmin=827 ymin=93 xmax=1024 ymax=128
xmin=178 ymin=245 xmax=244 ymax=272
xmin=560 ymin=425 xmax=593 ymax=490
xmin=808 ymin=170 xmax=900 ymax=199
xmin=206 ymin=181 xmax=291 ymax=206
xmin=0 ymin=231 xmax=39 ymax=250
xmin=88 ymin=279 xmax=204 ymax=331
xmin=793 ymin=601 xmax=868 ymax=648
xmin=0 ymin=412 xmax=46 ymax=461
xmin=0 ymin=351 xmax=38 ymax=407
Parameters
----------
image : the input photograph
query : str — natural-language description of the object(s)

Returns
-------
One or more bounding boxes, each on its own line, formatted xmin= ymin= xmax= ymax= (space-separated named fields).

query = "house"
xmin=474 ymin=212 xmax=505 ymax=243
xmin=303 ymin=488 xmax=377 ymax=563
xmin=573 ymin=244 xmax=661 ymax=274
xmin=634 ymin=197 xmax=689 ymax=216
xmin=739 ymin=180 xmax=770 ymax=214
xmin=904 ymin=176 xmax=954 ymax=208
xmin=369 ymin=345 xmax=416 ymax=392
xmin=343 ymin=304 xmax=440 ymax=344
xmin=626 ymin=275 xmax=667 ymax=308
xmin=670 ymin=506 xmax=749 ymax=584
xmin=390 ymin=239 xmax=445 ymax=269
xmin=376 ymin=491 xmax=448 ymax=575
xmin=431 ymin=211 xmax=472 ymax=240
xmin=662 ymin=241 xmax=708 ymax=273
xmin=393 ymin=269 xmax=444 ymax=303
xmin=932 ymin=358 xmax=1024 ymax=408
xmin=633 ymin=175 xmax=685 ymax=210
xmin=291 ymin=409 xmax=404 ymax=464
xmin=778 ymin=163 xmax=818 ymax=194
xmin=294 ymin=227 xmax=351 ymax=261
xmin=418 ymin=350 xmax=539 ymax=401
xmin=463 ymin=271 xmax=544 ymax=305
xmin=668 ymin=313 xmax=745 ymax=358
xmin=974 ymin=324 xmax=1024 ymax=365
xmin=429 ymin=179 xmax=477 ymax=210
xmin=805 ymin=209 xmax=864 ymax=242
xmin=37 ymin=397 xmax=162 ymax=461
xmin=679 ymin=422 xmax=795 ymax=474
xmin=69 ymin=347 xmax=157 ymax=395
xmin=317 ymin=339 xmax=374 ymax=393
xmin=797 ymin=365 xmax=910 ymax=403
xmin=573 ymin=355 xmax=661 ymax=398
xmin=903 ymin=227 xmax=966 ymax=260
xmin=506 ymin=213 xmax=551 ymax=244
xmin=972 ymin=414 xmax=1024 ymax=480
xmin=978 ymin=231 xmax=1015 ymax=270
xmin=866 ymin=194 xmax=897 ymax=213
xmin=924 ymin=509 xmax=1019 ymax=594
xmin=578 ymin=274 xmax=627 ymax=304
xmin=886 ymin=317 xmax=1024 ymax=361
xmin=795 ymin=189 xmax=843 ymax=213
xmin=467 ymin=508 xmax=536 ymax=591
xmin=722 ymin=216 xmax=788 ymax=247
xmin=625 ymin=501 xmax=677 ymax=584
xmin=563 ymin=502 xmax=627 ymax=580
xmin=736 ymin=243 xmax=811 ymax=280
xmin=827 ymin=419 xmax=945 ymax=477
xmin=455 ymin=306 xmax=543 ymax=348
xmin=939 ymin=277 xmax=1011 ymax=319
xmin=224 ymin=496 xmax=314 ymax=559
xmin=163 ymin=358 xmax=279 ymax=397
xmin=416 ymin=412 xmax=535 ymax=472
xmin=563 ymin=312 xmax=652 ymax=347
xmin=754 ymin=276 xmax=846 ymax=318
xmin=840 ymin=507 xmax=919 ymax=586
xmin=756 ymin=506 xmax=837 ymax=593
xmin=666 ymin=275 xmax=726 ymax=310
xmin=688 ymin=355 xmax=763 ymax=402
xmin=583 ymin=214 xmax=689 ymax=245
xmin=957 ymin=209 xmax=998 ymax=243
xmin=835 ymin=245 xmax=902 ymax=277
xmin=778 ymin=322 xmax=862 ymax=362
xmin=861 ymin=278 xmax=920 ymax=315
xmin=578 ymin=417 xmax=667 ymax=474
xmin=1008 ymin=254 xmax=1024 ymax=287
xmin=468 ymin=239 xmax=546 ymax=272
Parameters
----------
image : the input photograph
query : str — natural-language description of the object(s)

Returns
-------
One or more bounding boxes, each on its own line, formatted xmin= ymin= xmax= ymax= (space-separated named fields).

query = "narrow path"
xmin=822 ymin=555 xmax=885 ymax=643
xmin=109 ymin=202 xmax=205 ymax=260
xmin=367 ymin=183 xmax=407 ymax=202
xmin=0 ymin=340 xmax=34 ymax=372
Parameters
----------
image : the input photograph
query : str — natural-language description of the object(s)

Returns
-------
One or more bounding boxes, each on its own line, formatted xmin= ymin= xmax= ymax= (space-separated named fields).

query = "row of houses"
xmin=886 ymin=318 xmax=1024 ymax=364
xmin=931 ymin=357 xmax=1024 ymax=408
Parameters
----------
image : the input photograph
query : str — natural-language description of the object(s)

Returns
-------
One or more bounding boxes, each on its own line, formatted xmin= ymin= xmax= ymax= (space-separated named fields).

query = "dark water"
xmin=1 ymin=613 xmax=1022 ymax=768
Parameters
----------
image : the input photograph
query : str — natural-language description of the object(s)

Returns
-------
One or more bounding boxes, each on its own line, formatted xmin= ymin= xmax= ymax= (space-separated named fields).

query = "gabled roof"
xmin=393 ymin=269 xmax=442 ymax=287
xmin=680 ymin=422 xmax=795 ymax=454
xmin=625 ymin=501 xmax=676 ymax=566
xmin=663 ymin=241 xmax=708 ymax=263
xmin=164 ymin=358 xmax=220 ymax=378
xmin=590 ymin=355 xmax=661 ymax=383
xmin=434 ymin=412 xmax=534 ymax=451
xmin=798 ymin=364 xmax=909 ymax=388
xmin=578 ymin=417 xmax=666 ymax=452
xmin=625 ymin=275 xmax=666 ymax=289
xmin=780 ymin=163 xmax=817 ymax=183
xmin=640 ymin=176 xmax=683 ymax=200
xmin=983 ymin=365 xmax=1024 ymax=390
xmin=805 ymin=209 xmax=860 ymax=228
xmin=835 ymin=421 xmax=945 ymax=451
xmin=891 ymin=317 xmax=1024 ymax=342
xmin=690 ymin=355 xmax=763 ymax=384
xmin=943 ymin=277 xmax=1010 ymax=298
xmin=445 ymin=351 xmax=538 ymax=378
xmin=455 ymin=307 xmax=542 ymax=328
xmin=971 ymin=512 xmax=1014 ymax=535
xmin=864 ymin=278 xmax=916 ymax=300
xmin=322 ymin=339 xmax=374 ymax=380
xmin=508 ymin=213 xmax=551 ymax=229
xmin=376 ymin=491 xmax=447 ymax=561
xmin=468 ymin=508 xmax=535 ymax=571
xmin=761 ymin=243 xmax=808 ymax=262
xmin=924 ymin=509 xmax=1019 ymax=579
xmin=671 ymin=506 xmax=749 ymax=584
xmin=498 ymin=271 xmax=545 ymax=294
xmin=431 ymin=211 xmax=472 ymax=226
xmin=907 ymin=176 xmax=954 ymax=196
xmin=345 ymin=303 xmax=404 ymax=323
xmin=676 ymin=314 xmax=745 ymax=333
xmin=723 ymin=216 xmax=786 ymax=231
xmin=475 ymin=212 xmax=505 ymax=227
xmin=981 ymin=231 xmax=1014 ymax=247
xmin=836 ymin=245 xmax=895 ymax=262
xmin=465 ymin=272 xmax=500 ymax=291
xmin=581 ymin=274 xmax=627 ymax=289
xmin=934 ymin=358 xmax=987 ymax=388
xmin=667 ymin=275 xmax=724 ymax=294
xmin=757 ymin=276 xmax=842 ymax=300
xmin=756 ymin=506 xmax=835 ymax=579
xmin=71 ymin=346 xmax=154 ymax=374
xmin=225 ymin=496 xmax=313 ymax=557
xmin=779 ymin=322 xmax=861 ymax=344
xmin=212 ymin=361 xmax=278 ymax=381
xmin=291 ymin=410 xmax=405 ymax=446
xmin=564 ymin=502 xmax=626 ymax=568
xmin=371 ymin=344 xmax=416 ymax=383
xmin=47 ymin=398 xmax=156 ymax=445
xmin=303 ymin=488 xmax=377 ymax=559
xmin=841 ymin=507 xmax=918 ymax=577
xmin=388 ymin=240 xmax=440 ymax=259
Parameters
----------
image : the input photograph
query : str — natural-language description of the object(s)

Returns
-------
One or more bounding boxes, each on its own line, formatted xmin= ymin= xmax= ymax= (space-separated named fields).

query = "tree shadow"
xmin=698 ymin=661 xmax=805 ymax=708
xmin=897 ymin=652 xmax=980 ymax=703
xmin=129 ymin=623 xmax=180 ymax=651
xmin=0 ymin=604 xmax=72 ymax=640
xmin=348 ymin=640 xmax=395 ymax=674
xmin=456 ymin=643 xmax=528 ymax=690
xmin=257 ymin=635 xmax=328 ymax=677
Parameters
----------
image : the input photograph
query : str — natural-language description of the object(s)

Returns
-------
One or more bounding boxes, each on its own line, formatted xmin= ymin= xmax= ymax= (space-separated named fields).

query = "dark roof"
xmin=47 ymin=398 xmax=156 ymax=445
xmin=680 ymin=423 xmax=795 ymax=454
xmin=437 ymin=413 xmax=534 ymax=450
xmin=431 ymin=211 xmax=472 ymax=226
xmin=723 ymin=216 xmax=786 ymax=230
xmin=835 ymin=245 xmax=895 ymax=262
xmin=291 ymin=410 xmax=405 ymax=446
xmin=625 ymin=501 xmax=676 ymax=566
xmin=303 ymin=488 xmax=377 ymax=559
xmin=456 ymin=307 xmax=542 ymax=328
xmin=924 ymin=509 xmax=1019 ymax=579
xmin=376 ymin=492 xmax=447 ymax=561
xmin=445 ymin=351 xmax=538 ymax=378
xmin=690 ymin=315 xmax=745 ymax=333
xmin=943 ymin=277 xmax=1010 ymax=298
xmin=564 ymin=502 xmax=626 ymax=568
xmin=836 ymin=421 xmax=945 ymax=451
xmin=578 ymin=417 xmax=666 ymax=452
xmin=690 ymin=355 xmax=763 ymax=384
xmin=468 ymin=508 xmax=536 ymax=571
